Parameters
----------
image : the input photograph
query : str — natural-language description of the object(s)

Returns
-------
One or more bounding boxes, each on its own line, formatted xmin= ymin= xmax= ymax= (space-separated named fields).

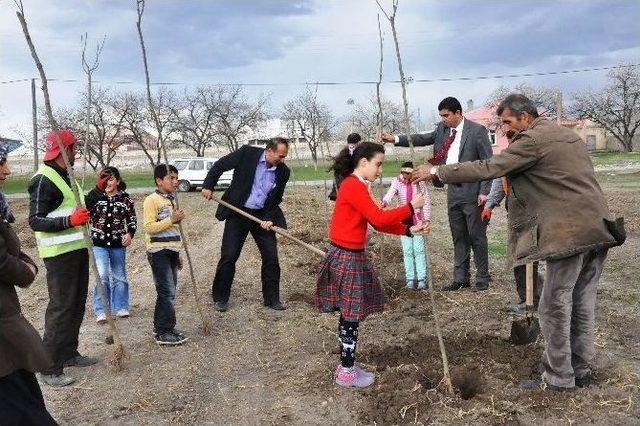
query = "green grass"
xmin=591 ymin=151 xmax=640 ymax=167
xmin=488 ymin=242 xmax=507 ymax=257
xmin=2 ymin=170 xmax=154 ymax=194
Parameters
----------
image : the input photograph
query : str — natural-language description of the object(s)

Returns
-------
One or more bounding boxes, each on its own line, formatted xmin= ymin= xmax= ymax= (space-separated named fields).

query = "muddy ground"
xmin=10 ymin=170 xmax=640 ymax=425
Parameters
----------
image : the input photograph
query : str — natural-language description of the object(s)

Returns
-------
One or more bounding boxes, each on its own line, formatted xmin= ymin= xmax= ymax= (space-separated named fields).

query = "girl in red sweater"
xmin=315 ymin=142 xmax=428 ymax=388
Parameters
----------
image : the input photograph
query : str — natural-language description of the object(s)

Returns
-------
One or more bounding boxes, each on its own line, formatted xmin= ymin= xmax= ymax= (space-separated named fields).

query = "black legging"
xmin=338 ymin=316 xmax=359 ymax=368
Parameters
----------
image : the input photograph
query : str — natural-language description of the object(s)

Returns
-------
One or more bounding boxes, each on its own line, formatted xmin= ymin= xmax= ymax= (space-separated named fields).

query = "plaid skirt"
xmin=315 ymin=244 xmax=384 ymax=322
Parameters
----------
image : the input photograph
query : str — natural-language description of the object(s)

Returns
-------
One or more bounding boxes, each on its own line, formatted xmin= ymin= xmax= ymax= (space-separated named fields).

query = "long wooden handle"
xmin=525 ymin=263 xmax=534 ymax=309
xmin=210 ymin=195 xmax=326 ymax=258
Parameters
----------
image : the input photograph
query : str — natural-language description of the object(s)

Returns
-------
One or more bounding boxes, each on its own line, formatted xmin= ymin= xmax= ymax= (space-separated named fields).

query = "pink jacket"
xmin=382 ymin=176 xmax=431 ymax=225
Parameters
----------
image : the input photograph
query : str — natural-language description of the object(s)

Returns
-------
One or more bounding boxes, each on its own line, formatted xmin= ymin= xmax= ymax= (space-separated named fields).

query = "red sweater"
xmin=329 ymin=175 xmax=412 ymax=250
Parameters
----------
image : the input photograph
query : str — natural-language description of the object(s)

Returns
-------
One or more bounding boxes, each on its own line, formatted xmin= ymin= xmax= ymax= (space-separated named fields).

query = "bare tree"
xmin=282 ymin=86 xmax=334 ymax=169
xmin=376 ymin=0 xmax=414 ymax=160
xmin=171 ymin=86 xmax=220 ymax=156
xmin=209 ymin=85 xmax=269 ymax=153
xmin=571 ymin=64 xmax=640 ymax=152
xmin=486 ymin=83 xmax=560 ymax=124
xmin=83 ymin=88 xmax=129 ymax=170
xmin=348 ymin=94 xmax=411 ymax=139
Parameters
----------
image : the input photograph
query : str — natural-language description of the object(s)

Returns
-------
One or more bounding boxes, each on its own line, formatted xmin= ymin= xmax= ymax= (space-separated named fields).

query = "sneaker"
xmin=335 ymin=365 xmax=375 ymax=388
xmin=64 ymin=354 xmax=98 ymax=367
xmin=38 ymin=372 xmax=75 ymax=387
xmin=417 ymin=280 xmax=426 ymax=290
xmin=116 ymin=309 xmax=130 ymax=318
xmin=406 ymin=280 xmax=415 ymax=290
xmin=155 ymin=331 xmax=189 ymax=346
xmin=171 ymin=328 xmax=187 ymax=339
xmin=96 ymin=313 xmax=107 ymax=325
xmin=334 ymin=364 xmax=375 ymax=382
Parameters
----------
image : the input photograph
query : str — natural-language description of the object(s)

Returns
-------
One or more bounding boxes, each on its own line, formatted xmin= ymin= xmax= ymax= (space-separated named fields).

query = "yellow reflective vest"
xmin=33 ymin=165 xmax=87 ymax=259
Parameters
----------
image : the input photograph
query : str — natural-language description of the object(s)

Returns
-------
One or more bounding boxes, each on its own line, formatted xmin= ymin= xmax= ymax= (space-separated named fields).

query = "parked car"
xmin=170 ymin=157 xmax=233 ymax=192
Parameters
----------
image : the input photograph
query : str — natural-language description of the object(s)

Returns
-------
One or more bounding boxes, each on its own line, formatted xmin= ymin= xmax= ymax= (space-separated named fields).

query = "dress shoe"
xmin=441 ymin=282 xmax=470 ymax=291
xmin=64 ymin=354 xmax=98 ymax=367
xmin=520 ymin=377 xmax=575 ymax=392
xmin=575 ymin=373 xmax=592 ymax=388
xmin=265 ymin=301 xmax=286 ymax=311
xmin=473 ymin=282 xmax=490 ymax=292
xmin=213 ymin=301 xmax=228 ymax=312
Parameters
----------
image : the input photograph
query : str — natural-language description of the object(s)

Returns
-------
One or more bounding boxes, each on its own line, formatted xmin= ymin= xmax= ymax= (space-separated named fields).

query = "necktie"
xmin=428 ymin=128 xmax=457 ymax=165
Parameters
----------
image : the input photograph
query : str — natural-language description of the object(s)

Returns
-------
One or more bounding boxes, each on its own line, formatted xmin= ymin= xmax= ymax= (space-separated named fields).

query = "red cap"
xmin=43 ymin=130 xmax=76 ymax=161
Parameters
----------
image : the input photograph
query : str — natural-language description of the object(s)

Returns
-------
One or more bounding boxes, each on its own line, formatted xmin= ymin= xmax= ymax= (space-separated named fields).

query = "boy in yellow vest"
xmin=28 ymin=130 xmax=97 ymax=387
xmin=143 ymin=164 xmax=188 ymax=346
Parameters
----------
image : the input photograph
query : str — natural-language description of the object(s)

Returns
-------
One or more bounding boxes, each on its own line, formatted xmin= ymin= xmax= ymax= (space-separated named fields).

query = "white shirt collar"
xmin=452 ymin=117 xmax=465 ymax=135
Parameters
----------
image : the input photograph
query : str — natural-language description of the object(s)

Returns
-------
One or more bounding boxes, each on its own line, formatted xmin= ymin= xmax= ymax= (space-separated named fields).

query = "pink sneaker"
xmin=335 ymin=365 xmax=375 ymax=388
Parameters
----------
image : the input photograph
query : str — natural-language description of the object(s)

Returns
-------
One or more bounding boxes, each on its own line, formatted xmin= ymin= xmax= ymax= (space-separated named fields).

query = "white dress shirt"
xmin=445 ymin=118 xmax=465 ymax=165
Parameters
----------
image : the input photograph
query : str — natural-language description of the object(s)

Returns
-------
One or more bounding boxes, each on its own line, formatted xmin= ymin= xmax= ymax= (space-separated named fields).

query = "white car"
xmin=171 ymin=157 xmax=234 ymax=192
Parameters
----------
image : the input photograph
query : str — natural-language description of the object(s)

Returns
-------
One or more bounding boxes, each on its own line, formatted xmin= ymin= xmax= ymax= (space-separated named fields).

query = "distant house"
xmin=466 ymin=104 xmax=612 ymax=153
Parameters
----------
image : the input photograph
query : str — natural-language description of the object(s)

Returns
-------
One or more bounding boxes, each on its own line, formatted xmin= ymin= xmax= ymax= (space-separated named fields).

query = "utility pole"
xmin=31 ymin=78 xmax=38 ymax=171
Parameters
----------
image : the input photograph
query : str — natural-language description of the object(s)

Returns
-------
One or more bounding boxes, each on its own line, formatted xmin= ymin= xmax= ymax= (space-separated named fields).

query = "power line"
xmin=1 ymin=63 xmax=637 ymax=87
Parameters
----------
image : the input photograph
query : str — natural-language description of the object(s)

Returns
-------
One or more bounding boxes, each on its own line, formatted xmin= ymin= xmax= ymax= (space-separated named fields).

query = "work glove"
xmin=480 ymin=208 xmax=492 ymax=223
xmin=69 ymin=207 xmax=90 ymax=227
xmin=96 ymin=170 xmax=112 ymax=192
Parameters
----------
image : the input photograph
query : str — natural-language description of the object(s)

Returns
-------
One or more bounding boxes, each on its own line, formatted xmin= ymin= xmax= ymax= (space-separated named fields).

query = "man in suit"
xmin=201 ymin=137 xmax=290 ymax=312
xmin=380 ymin=97 xmax=493 ymax=291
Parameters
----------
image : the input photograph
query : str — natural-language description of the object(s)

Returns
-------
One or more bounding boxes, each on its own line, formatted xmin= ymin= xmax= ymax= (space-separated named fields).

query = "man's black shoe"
xmin=214 ymin=301 xmax=228 ymax=312
xmin=442 ymin=282 xmax=470 ymax=291
xmin=473 ymin=282 xmax=489 ymax=292
xmin=520 ymin=378 xmax=575 ymax=392
xmin=265 ymin=301 xmax=286 ymax=311
xmin=575 ymin=374 xmax=592 ymax=388
xmin=63 ymin=354 xmax=98 ymax=368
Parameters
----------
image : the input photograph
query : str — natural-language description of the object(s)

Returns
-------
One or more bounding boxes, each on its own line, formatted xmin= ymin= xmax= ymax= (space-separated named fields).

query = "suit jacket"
xmin=203 ymin=145 xmax=290 ymax=228
xmin=437 ymin=117 xmax=623 ymax=266
xmin=396 ymin=119 xmax=493 ymax=204
xmin=0 ymin=219 xmax=52 ymax=377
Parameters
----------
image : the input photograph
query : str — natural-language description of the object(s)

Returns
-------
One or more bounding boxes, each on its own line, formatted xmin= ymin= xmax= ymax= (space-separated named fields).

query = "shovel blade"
xmin=510 ymin=316 xmax=540 ymax=345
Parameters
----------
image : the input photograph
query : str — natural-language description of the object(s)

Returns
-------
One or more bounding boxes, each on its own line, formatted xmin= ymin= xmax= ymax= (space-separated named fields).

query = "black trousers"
xmin=42 ymin=249 xmax=89 ymax=375
xmin=0 ymin=369 xmax=57 ymax=425
xmin=513 ymin=261 xmax=543 ymax=305
xmin=448 ymin=202 xmax=490 ymax=284
xmin=212 ymin=213 xmax=281 ymax=305
xmin=147 ymin=250 xmax=180 ymax=335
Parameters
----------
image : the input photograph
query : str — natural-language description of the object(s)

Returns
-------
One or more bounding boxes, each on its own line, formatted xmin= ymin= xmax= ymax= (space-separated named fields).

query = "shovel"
xmin=209 ymin=195 xmax=326 ymax=259
xmin=510 ymin=262 xmax=540 ymax=345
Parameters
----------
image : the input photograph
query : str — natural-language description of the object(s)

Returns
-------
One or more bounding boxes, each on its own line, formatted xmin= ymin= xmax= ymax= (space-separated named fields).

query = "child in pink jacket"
xmin=382 ymin=161 xmax=431 ymax=289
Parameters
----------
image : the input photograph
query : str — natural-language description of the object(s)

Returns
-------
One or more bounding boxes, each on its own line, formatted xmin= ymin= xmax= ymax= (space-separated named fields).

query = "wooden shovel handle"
xmin=210 ymin=195 xmax=326 ymax=258
xmin=525 ymin=263 xmax=534 ymax=309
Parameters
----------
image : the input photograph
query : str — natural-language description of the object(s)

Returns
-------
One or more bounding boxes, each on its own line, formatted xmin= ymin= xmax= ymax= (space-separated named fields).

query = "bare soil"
xmin=10 ymin=172 xmax=640 ymax=425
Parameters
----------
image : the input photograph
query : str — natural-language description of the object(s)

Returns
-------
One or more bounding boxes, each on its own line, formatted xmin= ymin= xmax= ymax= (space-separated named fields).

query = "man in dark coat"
xmin=416 ymin=94 xmax=625 ymax=392
xmin=381 ymin=97 xmax=494 ymax=291
xmin=202 ymin=137 xmax=290 ymax=312
xmin=0 ymin=142 xmax=57 ymax=424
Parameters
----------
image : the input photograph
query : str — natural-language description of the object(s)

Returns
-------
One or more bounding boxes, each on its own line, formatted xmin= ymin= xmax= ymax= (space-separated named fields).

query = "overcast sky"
xmin=1 ymin=0 xmax=639 ymax=139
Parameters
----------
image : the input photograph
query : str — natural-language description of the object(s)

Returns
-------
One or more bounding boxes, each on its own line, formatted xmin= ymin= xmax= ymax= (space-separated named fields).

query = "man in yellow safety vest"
xmin=28 ymin=130 xmax=96 ymax=387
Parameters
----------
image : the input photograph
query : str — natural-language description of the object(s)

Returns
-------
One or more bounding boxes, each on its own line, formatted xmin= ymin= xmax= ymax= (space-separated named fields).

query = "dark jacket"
xmin=437 ymin=117 xmax=622 ymax=266
xmin=86 ymin=188 xmax=137 ymax=248
xmin=28 ymin=161 xmax=74 ymax=232
xmin=0 ymin=219 xmax=52 ymax=377
xmin=202 ymin=145 xmax=290 ymax=228
xmin=396 ymin=119 xmax=493 ymax=204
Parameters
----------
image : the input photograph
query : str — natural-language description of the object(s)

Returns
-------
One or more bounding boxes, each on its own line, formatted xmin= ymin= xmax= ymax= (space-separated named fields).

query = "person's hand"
xmin=477 ymin=194 xmax=488 ymax=206
xmin=201 ymin=188 xmax=213 ymax=200
xmin=410 ymin=193 xmax=425 ymax=210
xmin=170 ymin=208 xmax=185 ymax=224
xmin=177 ymin=256 xmax=184 ymax=271
xmin=95 ymin=171 xmax=111 ymax=192
xmin=260 ymin=220 xmax=273 ymax=231
xmin=411 ymin=165 xmax=435 ymax=183
xmin=409 ymin=221 xmax=430 ymax=235
xmin=69 ymin=207 xmax=90 ymax=227
xmin=121 ymin=233 xmax=133 ymax=247
xmin=481 ymin=208 xmax=492 ymax=223
xmin=379 ymin=132 xmax=396 ymax=144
